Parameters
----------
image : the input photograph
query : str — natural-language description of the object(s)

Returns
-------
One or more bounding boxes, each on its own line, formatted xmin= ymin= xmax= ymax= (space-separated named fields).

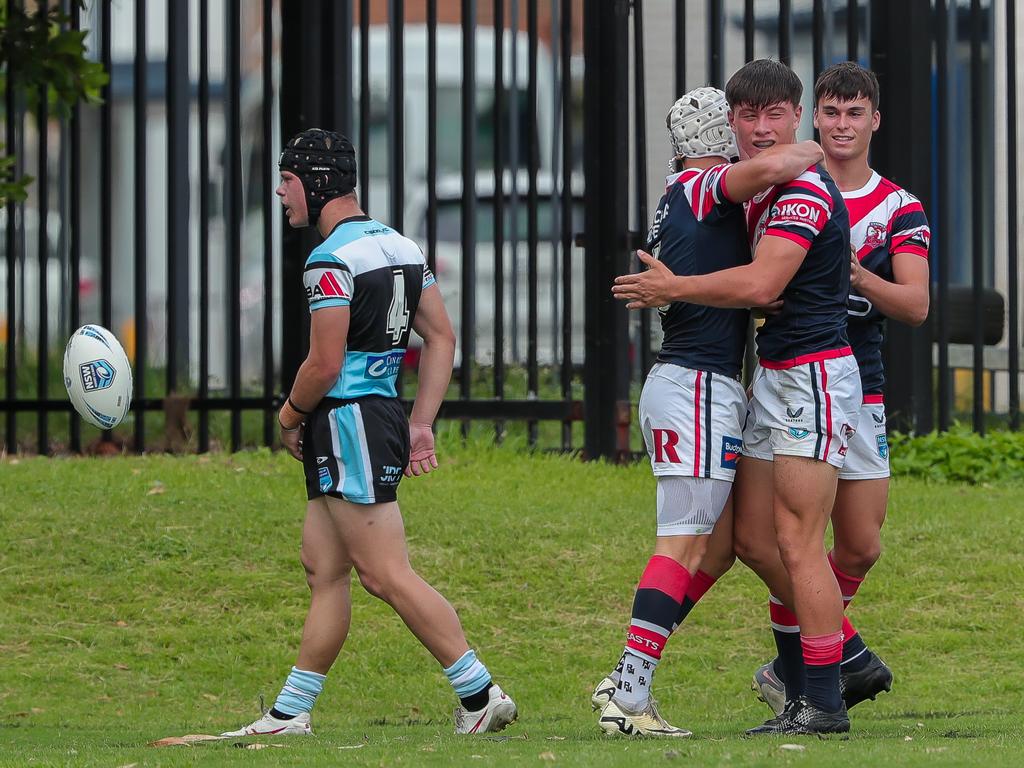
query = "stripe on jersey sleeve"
xmin=678 ymin=164 xmax=734 ymax=222
xmin=304 ymin=260 xmax=354 ymax=311
xmin=763 ymin=175 xmax=833 ymax=246
xmin=889 ymin=204 xmax=931 ymax=259
xmin=423 ymin=265 xmax=437 ymax=289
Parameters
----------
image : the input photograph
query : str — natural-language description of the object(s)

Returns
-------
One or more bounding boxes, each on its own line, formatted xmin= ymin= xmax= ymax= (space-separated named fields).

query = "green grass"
xmin=1 ymin=443 xmax=1022 ymax=766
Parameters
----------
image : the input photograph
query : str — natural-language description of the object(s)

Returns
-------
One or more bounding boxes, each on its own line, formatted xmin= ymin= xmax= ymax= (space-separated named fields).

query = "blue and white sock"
xmin=270 ymin=666 xmax=326 ymax=718
xmin=444 ymin=649 xmax=492 ymax=710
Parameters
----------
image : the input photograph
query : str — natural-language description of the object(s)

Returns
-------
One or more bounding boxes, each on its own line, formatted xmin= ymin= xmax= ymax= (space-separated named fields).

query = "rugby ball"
xmin=63 ymin=324 xmax=133 ymax=429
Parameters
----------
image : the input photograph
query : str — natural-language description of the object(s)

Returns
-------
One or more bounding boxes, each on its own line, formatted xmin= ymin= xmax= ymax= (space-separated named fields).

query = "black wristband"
xmin=287 ymin=396 xmax=311 ymax=415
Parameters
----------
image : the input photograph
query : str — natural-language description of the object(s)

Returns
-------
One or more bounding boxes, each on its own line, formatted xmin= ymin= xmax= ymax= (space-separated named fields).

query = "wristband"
xmin=287 ymin=396 xmax=311 ymax=415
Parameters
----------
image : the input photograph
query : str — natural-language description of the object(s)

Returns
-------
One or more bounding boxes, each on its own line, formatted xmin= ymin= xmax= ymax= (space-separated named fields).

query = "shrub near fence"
xmin=890 ymin=429 xmax=1024 ymax=484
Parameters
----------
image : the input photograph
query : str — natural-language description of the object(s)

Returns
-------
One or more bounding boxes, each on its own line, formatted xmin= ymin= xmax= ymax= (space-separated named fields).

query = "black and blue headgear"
xmin=279 ymin=128 xmax=357 ymax=225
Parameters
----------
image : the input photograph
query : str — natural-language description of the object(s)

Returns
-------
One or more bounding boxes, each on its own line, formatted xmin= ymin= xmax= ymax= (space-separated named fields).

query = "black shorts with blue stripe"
xmin=301 ymin=396 xmax=410 ymax=504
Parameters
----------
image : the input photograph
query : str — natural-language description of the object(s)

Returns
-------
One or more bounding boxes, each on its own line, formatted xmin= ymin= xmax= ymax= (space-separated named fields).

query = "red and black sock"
xmin=672 ymin=569 xmax=717 ymax=630
xmin=829 ymin=553 xmax=871 ymax=672
xmin=769 ymin=595 xmax=806 ymax=701
xmin=802 ymin=631 xmax=844 ymax=713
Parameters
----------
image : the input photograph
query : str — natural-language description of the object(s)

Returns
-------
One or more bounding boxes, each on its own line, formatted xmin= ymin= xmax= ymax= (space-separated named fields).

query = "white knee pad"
xmin=656 ymin=476 xmax=732 ymax=536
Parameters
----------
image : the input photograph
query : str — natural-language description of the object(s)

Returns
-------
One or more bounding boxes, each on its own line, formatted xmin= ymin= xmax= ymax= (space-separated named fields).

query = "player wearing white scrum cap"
xmin=597 ymin=87 xmax=823 ymax=738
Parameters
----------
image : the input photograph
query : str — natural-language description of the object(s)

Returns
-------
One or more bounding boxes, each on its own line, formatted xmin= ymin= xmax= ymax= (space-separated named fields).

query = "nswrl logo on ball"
xmin=79 ymin=360 xmax=116 ymax=392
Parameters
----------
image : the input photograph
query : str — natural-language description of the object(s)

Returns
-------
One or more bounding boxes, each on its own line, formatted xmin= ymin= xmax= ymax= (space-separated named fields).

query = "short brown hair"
xmin=725 ymin=59 xmax=803 ymax=110
xmin=814 ymin=62 xmax=880 ymax=111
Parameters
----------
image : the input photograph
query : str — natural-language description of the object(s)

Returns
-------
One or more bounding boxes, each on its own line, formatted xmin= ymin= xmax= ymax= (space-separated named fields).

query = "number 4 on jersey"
xmin=387 ymin=268 xmax=411 ymax=344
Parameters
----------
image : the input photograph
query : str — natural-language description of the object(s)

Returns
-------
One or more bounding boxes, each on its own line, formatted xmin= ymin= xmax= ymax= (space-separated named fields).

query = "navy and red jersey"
xmin=745 ymin=163 xmax=851 ymax=367
xmin=647 ymin=164 xmax=750 ymax=379
xmin=845 ymin=172 xmax=931 ymax=394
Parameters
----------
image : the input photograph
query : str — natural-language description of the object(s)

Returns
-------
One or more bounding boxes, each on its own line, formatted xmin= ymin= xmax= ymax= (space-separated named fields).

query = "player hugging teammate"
xmin=612 ymin=60 xmax=929 ymax=737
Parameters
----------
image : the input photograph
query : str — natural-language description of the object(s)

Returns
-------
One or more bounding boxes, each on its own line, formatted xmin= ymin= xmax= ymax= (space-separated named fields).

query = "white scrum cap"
xmin=666 ymin=86 xmax=738 ymax=161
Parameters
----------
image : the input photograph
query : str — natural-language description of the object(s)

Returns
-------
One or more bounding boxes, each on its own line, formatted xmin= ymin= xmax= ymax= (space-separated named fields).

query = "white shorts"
xmin=742 ymin=353 xmax=863 ymax=469
xmin=639 ymin=362 xmax=747 ymax=482
xmin=838 ymin=398 xmax=890 ymax=480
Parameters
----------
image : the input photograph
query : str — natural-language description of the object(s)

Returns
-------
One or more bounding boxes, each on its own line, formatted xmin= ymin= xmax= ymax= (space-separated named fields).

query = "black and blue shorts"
xmin=301 ymin=396 xmax=410 ymax=504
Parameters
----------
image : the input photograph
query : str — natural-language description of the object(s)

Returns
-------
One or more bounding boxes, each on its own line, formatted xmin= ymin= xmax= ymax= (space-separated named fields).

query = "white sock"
xmin=614 ymin=650 xmax=658 ymax=710
xmin=610 ymin=651 xmax=626 ymax=684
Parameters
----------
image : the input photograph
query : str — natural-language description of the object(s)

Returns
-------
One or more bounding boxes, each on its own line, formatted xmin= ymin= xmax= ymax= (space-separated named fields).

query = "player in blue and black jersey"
xmin=222 ymin=129 xmax=516 ymax=738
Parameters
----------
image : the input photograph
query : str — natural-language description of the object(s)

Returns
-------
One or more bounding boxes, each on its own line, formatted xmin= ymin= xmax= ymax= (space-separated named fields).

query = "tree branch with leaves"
xmin=1 ymin=0 xmax=107 ymax=205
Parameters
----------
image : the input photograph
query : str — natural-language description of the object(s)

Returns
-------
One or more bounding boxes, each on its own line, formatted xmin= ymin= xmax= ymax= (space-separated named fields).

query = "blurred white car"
xmin=406 ymin=171 xmax=585 ymax=367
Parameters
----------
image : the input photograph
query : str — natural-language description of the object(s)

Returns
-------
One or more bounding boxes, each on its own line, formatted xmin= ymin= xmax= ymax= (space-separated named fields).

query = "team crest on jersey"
xmin=877 ymin=434 xmax=889 ymax=459
xmin=317 ymin=466 xmax=333 ymax=492
xmin=864 ymin=221 xmax=887 ymax=249
xmin=788 ymin=427 xmax=810 ymax=439
xmin=720 ymin=436 xmax=742 ymax=469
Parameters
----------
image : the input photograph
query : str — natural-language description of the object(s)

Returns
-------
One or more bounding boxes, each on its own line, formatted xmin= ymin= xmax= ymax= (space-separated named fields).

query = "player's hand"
xmin=849 ymin=245 xmax=865 ymax=289
xmin=612 ymin=250 xmax=680 ymax=309
xmin=406 ymin=422 xmax=439 ymax=477
xmin=279 ymin=420 xmax=304 ymax=461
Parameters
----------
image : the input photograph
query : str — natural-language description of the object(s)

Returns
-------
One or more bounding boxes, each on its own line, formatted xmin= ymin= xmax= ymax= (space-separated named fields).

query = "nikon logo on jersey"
xmin=365 ymin=351 xmax=404 ymax=379
xmin=771 ymin=201 xmax=822 ymax=225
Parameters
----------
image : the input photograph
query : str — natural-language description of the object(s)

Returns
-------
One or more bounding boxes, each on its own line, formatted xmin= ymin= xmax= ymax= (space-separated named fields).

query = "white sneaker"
xmin=591 ymin=676 xmax=617 ymax=711
xmin=598 ymin=697 xmax=692 ymax=738
xmin=220 ymin=710 xmax=313 ymax=737
xmin=453 ymin=684 xmax=518 ymax=734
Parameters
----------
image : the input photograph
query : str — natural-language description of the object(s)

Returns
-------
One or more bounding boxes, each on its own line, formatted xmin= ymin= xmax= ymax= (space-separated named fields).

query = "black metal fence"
xmin=1 ymin=1 xmax=1020 ymax=459
xmin=583 ymin=0 xmax=1020 ymax=458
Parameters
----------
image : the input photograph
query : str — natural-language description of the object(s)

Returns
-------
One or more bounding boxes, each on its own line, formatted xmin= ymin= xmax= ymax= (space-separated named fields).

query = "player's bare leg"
xmin=734 ymin=455 xmax=807 ymax=708
xmin=733 ymin=457 xmax=793 ymax=603
xmin=322 ymin=496 xmax=468 ymax=663
xmin=772 ymin=455 xmax=844 ymax=714
xmin=295 ymin=498 xmax=354 ymax=674
xmin=328 ymin=496 xmax=516 ymax=734
xmin=695 ymin=493 xmax=737 ymax=580
xmin=773 ymin=456 xmax=841 ymax=634
xmin=828 ymin=477 xmax=894 ymax=705
xmin=830 ymin=478 xmax=888 ymax=578
xmin=221 ymin=499 xmax=352 ymax=738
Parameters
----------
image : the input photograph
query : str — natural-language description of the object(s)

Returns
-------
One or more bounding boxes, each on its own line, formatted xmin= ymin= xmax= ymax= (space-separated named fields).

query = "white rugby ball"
xmin=63 ymin=324 xmax=133 ymax=429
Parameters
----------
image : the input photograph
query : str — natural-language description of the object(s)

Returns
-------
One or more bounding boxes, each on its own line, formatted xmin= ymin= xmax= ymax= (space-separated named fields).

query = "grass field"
xmin=1 ymin=440 xmax=1022 ymax=766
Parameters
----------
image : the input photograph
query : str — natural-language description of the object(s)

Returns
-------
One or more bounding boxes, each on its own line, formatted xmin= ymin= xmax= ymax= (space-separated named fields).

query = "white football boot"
xmin=591 ymin=676 xmax=617 ymax=711
xmin=453 ymin=684 xmax=518 ymax=734
xmin=220 ymin=710 xmax=312 ymax=737
xmin=598 ymin=697 xmax=692 ymax=738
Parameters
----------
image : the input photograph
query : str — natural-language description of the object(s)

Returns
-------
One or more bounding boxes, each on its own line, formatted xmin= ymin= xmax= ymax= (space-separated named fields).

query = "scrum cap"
xmin=667 ymin=87 xmax=739 ymax=162
xmin=279 ymin=129 xmax=357 ymax=225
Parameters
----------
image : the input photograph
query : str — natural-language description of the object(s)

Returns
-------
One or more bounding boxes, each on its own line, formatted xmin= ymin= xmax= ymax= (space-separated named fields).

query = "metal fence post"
xmin=582 ymin=1 xmax=631 ymax=460
xmin=871 ymin=0 xmax=935 ymax=434
xmin=280 ymin=3 xmax=326 ymax=395
xmin=167 ymin=0 xmax=190 ymax=394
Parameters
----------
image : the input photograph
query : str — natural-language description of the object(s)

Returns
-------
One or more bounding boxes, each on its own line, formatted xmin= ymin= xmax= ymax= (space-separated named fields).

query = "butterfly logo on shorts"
xmin=786 ymin=406 xmax=804 ymax=419
xmin=872 ymin=412 xmax=885 ymax=425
